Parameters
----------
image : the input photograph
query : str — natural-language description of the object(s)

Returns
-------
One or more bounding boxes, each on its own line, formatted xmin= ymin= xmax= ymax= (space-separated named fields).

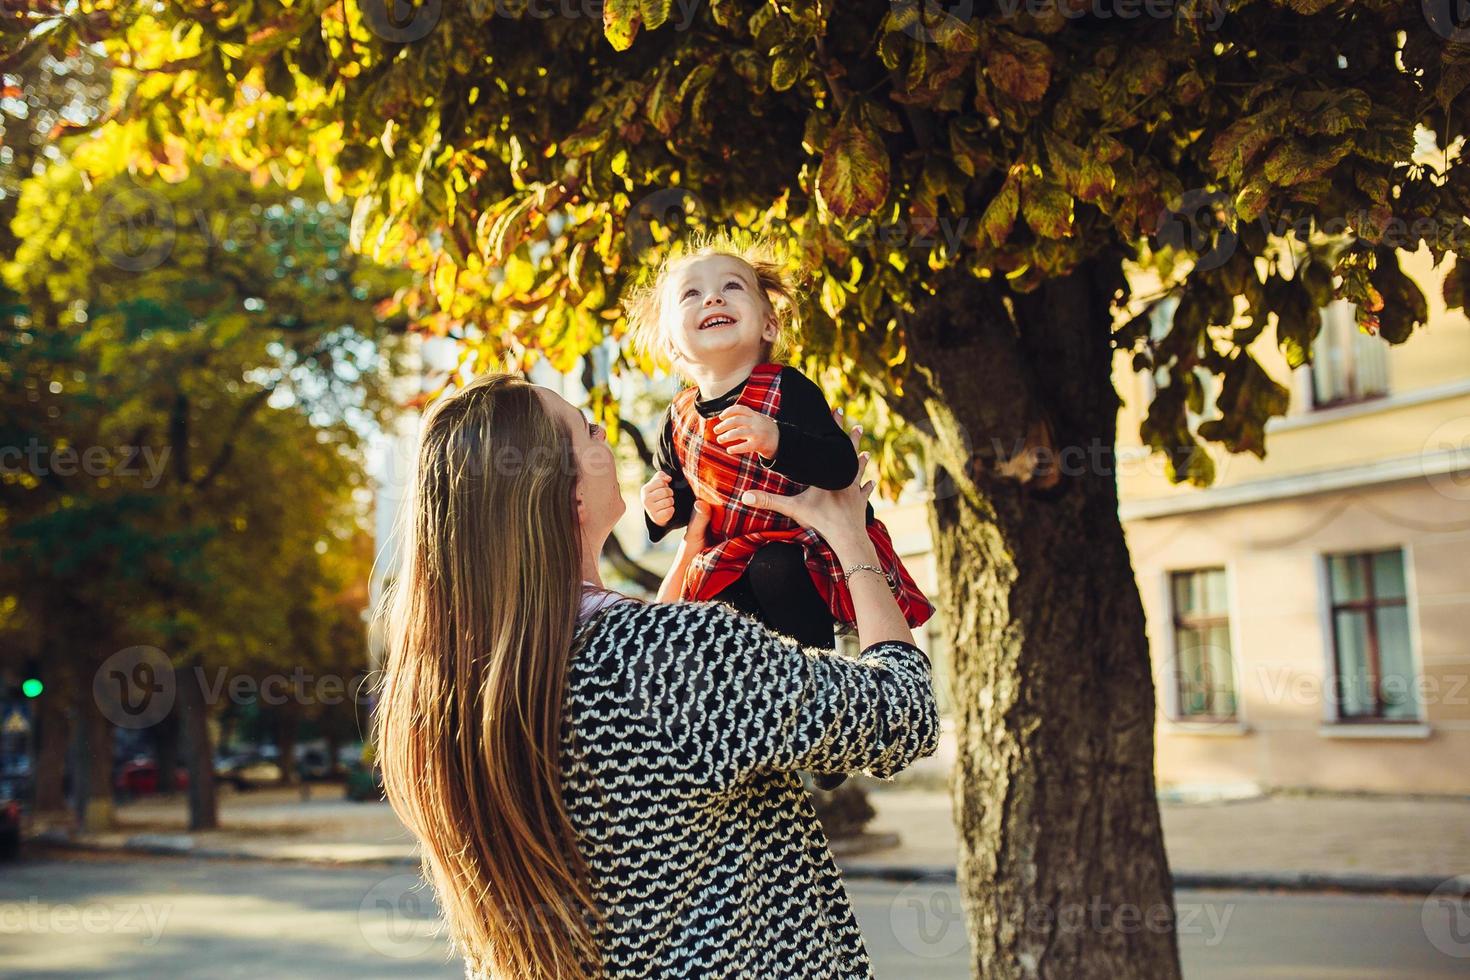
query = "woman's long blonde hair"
xmin=377 ymin=372 xmax=604 ymax=978
xmin=623 ymin=229 xmax=803 ymax=376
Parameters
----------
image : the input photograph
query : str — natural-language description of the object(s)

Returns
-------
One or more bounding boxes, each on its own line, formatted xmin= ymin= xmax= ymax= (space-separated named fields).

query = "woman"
xmin=377 ymin=372 xmax=939 ymax=979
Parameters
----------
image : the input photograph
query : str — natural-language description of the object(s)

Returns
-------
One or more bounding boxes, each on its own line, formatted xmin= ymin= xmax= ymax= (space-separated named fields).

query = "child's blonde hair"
xmin=623 ymin=229 xmax=803 ymax=377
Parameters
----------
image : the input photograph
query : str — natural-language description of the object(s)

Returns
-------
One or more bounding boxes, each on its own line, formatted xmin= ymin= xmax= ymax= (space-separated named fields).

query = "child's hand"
xmin=712 ymin=405 xmax=779 ymax=461
xmin=642 ymin=471 xmax=676 ymax=526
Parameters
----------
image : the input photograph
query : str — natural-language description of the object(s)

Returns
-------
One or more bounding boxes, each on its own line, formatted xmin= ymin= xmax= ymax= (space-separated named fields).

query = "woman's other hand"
xmin=737 ymin=423 xmax=874 ymax=552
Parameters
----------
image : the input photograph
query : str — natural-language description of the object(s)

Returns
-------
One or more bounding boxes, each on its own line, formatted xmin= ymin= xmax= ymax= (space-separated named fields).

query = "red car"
xmin=114 ymin=758 xmax=190 ymax=796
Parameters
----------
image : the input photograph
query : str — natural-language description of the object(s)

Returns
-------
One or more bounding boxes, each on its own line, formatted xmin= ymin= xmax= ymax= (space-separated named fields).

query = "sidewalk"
xmin=30 ymin=782 xmax=1470 ymax=893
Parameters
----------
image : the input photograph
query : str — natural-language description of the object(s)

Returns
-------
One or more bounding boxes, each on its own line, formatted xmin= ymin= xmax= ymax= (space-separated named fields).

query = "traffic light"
xmin=20 ymin=659 xmax=41 ymax=698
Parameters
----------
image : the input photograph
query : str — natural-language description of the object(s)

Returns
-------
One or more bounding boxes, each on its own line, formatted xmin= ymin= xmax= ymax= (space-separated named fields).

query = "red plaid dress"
xmin=674 ymin=363 xmax=935 ymax=630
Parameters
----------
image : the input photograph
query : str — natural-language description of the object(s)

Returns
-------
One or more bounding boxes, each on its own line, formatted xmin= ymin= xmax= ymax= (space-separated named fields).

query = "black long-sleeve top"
xmin=645 ymin=366 xmax=873 ymax=544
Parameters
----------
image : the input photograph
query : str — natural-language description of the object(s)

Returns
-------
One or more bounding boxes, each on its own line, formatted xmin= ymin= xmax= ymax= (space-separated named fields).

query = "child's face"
xmin=661 ymin=254 xmax=779 ymax=370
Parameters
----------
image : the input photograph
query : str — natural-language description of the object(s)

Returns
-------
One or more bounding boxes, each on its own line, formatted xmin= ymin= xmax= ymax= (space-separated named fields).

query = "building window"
xmin=1168 ymin=568 xmax=1237 ymax=720
xmin=1311 ymin=299 xmax=1388 ymax=408
xmin=1326 ymin=549 xmax=1417 ymax=721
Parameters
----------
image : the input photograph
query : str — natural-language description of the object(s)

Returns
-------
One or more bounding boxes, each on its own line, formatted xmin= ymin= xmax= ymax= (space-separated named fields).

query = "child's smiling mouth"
xmin=699 ymin=313 xmax=736 ymax=330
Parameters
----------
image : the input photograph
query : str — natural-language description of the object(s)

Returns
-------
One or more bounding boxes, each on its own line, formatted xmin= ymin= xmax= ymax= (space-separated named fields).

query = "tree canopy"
xmin=21 ymin=0 xmax=1470 ymax=493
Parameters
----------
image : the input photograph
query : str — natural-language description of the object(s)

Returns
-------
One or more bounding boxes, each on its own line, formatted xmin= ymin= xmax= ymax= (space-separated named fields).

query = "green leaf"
xmin=1268 ymin=275 xmax=1321 ymax=370
xmin=985 ymin=30 xmax=1052 ymax=103
xmin=949 ymin=118 xmax=993 ymax=178
xmin=640 ymin=0 xmax=672 ymax=31
xmin=645 ymin=65 xmax=682 ymax=136
xmin=980 ymin=174 xmax=1020 ymax=246
xmin=1443 ymin=258 xmax=1470 ymax=311
xmin=817 ymin=116 xmax=890 ymax=219
xmin=771 ymin=48 xmax=805 ymax=92
xmin=1021 ymin=181 xmax=1073 ymax=239
xmin=603 ymin=0 xmax=640 ymax=51
xmin=1371 ymin=248 xmax=1427 ymax=344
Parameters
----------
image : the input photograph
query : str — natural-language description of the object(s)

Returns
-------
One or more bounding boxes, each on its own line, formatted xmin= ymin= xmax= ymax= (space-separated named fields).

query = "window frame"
xmin=1165 ymin=566 xmax=1239 ymax=724
xmin=1308 ymin=299 xmax=1390 ymax=410
xmin=1322 ymin=547 xmax=1419 ymax=724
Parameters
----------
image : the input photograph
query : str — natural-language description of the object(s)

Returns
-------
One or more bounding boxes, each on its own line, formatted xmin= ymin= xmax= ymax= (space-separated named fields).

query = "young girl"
xmin=626 ymin=235 xmax=934 ymax=789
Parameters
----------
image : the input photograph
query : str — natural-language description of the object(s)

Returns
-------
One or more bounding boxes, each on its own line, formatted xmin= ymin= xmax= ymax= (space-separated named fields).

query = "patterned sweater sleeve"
xmin=620 ymin=601 xmax=941 ymax=783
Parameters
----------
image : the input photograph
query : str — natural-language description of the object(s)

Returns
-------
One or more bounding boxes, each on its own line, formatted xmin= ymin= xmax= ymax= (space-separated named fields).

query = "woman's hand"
xmin=738 ymin=421 xmax=875 ymax=554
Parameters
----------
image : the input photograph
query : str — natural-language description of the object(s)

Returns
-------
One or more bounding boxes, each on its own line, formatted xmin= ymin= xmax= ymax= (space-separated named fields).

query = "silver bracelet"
xmin=843 ymin=562 xmax=895 ymax=591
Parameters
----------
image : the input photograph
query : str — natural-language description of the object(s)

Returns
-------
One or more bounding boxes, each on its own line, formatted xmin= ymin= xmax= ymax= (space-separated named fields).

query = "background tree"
xmin=12 ymin=2 xmax=1470 ymax=975
xmin=3 ymin=154 xmax=408 ymax=829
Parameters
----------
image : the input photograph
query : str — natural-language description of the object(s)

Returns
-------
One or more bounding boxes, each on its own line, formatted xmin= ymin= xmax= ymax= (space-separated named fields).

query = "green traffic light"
xmin=21 ymin=678 xmax=42 ymax=698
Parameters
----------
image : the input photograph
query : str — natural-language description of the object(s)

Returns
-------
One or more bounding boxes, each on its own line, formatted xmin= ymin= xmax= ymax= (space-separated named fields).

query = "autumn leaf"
xmin=817 ymin=117 xmax=890 ymax=219
xmin=985 ymin=30 xmax=1052 ymax=103
xmin=603 ymin=0 xmax=640 ymax=51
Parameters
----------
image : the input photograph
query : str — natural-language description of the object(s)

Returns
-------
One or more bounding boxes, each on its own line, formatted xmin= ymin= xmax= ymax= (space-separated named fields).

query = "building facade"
xmin=1115 ymin=245 xmax=1470 ymax=795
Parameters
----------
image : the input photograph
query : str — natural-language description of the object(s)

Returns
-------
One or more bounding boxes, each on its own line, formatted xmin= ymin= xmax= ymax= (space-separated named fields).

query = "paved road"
xmin=0 ymin=855 xmax=1466 ymax=978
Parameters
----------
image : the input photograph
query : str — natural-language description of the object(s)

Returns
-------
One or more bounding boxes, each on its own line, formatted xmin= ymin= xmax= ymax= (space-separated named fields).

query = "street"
xmin=0 ymin=854 xmax=1465 ymax=978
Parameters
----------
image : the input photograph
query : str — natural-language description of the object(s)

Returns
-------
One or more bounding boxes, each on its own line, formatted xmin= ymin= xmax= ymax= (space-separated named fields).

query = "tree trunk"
xmin=904 ymin=256 xmax=1181 ymax=979
xmin=81 ymin=696 xmax=114 ymax=832
xmin=275 ymin=705 xmax=299 ymax=787
xmin=178 ymin=664 xmax=219 ymax=830
xmin=153 ymin=707 xmax=180 ymax=794
xmin=33 ymin=694 xmax=69 ymax=817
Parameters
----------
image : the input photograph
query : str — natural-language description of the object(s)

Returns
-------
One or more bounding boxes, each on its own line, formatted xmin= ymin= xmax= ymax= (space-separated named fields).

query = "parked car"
xmin=215 ymin=752 xmax=283 ymax=791
xmin=114 ymin=757 xmax=190 ymax=796
xmin=296 ymin=747 xmax=333 ymax=782
xmin=0 ymin=781 xmax=21 ymax=860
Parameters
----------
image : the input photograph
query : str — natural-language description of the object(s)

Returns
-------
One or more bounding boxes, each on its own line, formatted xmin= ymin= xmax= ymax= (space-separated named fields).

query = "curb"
xmin=30 ymin=830 xmax=421 ymax=869
xmin=835 ymin=863 xmax=1470 ymax=897
xmin=29 ymin=832 xmax=1470 ymax=899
